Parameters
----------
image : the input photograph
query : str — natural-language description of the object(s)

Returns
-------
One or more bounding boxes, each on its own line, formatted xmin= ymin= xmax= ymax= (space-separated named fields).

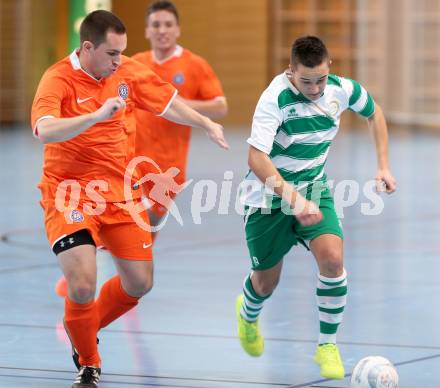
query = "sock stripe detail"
xmin=320 ymin=321 xmax=340 ymax=334
xmin=243 ymin=275 xmax=269 ymax=301
xmin=240 ymin=273 xmax=268 ymax=322
xmin=319 ymin=311 xmax=344 ymax=324
xmin=317 ymin=278 xmax=347 ymax=290
xmin=318 ymin=298 xmax=346 ymax=309
xmin=318 ymin=269 xmax=347 ymax=284
xmin=316 ymin=285 xmax=347 ymax=297
xmin=243 ymin=301 xmax=263 ymax=313
xmin=241 ymin=307 xmax=260 ymax=320
xmin=319 ymin=306 xmax=345 ymax=314
xmin=316 ymin=270 xmax=347 ymax=345
xmin=243 ymin=287 xmax=261 ymax=305
xmin=319 ymin=278 xmax=346 ymax=287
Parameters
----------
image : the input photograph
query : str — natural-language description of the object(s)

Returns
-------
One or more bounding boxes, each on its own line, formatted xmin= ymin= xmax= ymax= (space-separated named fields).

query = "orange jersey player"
xmin=32 ymin=10 xmax=227 ymax=388
xmin=132 ymin=0 xmax=228 ymax=234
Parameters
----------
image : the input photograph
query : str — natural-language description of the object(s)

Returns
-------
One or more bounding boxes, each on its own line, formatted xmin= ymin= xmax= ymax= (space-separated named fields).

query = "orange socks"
xmin=97 ymin=276 xmax=139 ymax=329
xmin=64 ymin=298 xmax=100 ymax=367
xmin=64 ymin=276 xmax=139 ymax=368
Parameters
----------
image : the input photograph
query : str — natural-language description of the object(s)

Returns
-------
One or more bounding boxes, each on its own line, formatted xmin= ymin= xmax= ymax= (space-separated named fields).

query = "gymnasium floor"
xmin=0 ymin=125 xmax=439 ymax=387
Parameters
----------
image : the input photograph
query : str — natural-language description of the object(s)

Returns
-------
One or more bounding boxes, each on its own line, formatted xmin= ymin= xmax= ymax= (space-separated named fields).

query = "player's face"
xmin=87 ymin=31 xmax=127 ymax=79
xmin=288 ymin=61 xmax=330 ymax=101
xmin=146 ymin=10 xmax=180 ymax=51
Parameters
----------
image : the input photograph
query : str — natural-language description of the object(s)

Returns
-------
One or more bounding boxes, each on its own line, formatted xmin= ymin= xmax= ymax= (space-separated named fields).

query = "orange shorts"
xmin=41 ymin=198 xmax=153 ymax=260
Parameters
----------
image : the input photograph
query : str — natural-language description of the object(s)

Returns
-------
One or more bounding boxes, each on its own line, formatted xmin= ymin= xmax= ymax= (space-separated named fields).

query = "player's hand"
xmin=94 ymin=97 xmax=125 ymax=122
xmin=292 ymin=194 xmax=323 ymax=226
xmin=375 ymin=168 xmax=396 ymax=194
xmin=206 ymin=121 xmax=229 ymax=150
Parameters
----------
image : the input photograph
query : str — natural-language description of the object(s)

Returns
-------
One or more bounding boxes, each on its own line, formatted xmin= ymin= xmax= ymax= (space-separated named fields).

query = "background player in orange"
xmin=32 ymin=10 xmax=227 ymax=388
xmin=132 ymin=0 xmax=228 ymax=234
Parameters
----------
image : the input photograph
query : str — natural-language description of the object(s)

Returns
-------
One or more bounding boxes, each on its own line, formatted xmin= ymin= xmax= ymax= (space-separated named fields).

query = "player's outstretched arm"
xmin=162 ymin=97 xmax=229 ymax=149
xmin=37 ymin=97 xmax=125 ymax=144
xmin=367 ymin=103 xmax=397 ymax=194
xmin=248 ymin=146 xmax=322 ymax=226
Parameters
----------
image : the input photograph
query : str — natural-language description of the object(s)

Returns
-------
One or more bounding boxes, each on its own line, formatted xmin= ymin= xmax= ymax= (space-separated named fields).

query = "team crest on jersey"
xmin=118 ymin=83 xmax=129 ymax=100
xmin=172 ymin=73 xmax=185 ymax=85
xmin=69 ymin=210 xmax=84 ymax=223
xmin=328 ymin=100 xmax=340 ymax=116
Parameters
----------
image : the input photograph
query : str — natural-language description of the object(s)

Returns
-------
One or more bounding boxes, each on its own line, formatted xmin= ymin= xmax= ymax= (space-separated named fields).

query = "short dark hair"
xmin=80 ymin=10 xmax=126 ymax=47
xmin=146 ymin=0 xmax=179 ymax=23
xmin=291 ymin=36 xmax=329 ymax=68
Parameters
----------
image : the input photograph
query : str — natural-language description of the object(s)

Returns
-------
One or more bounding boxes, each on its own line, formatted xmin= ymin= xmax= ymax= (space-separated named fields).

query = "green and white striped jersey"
xmin=240 ymin=72 xmax=375 ymax=208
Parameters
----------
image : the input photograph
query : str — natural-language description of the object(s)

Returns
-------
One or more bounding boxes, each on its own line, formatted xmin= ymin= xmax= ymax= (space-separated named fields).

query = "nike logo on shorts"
xmin=143 ymin=243 xmax=152 ymax=249
xmin=77 ymin=97 xmax=93 ymax=104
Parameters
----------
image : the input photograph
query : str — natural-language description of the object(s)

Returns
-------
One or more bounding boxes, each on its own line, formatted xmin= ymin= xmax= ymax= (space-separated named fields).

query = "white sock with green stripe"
xmin=240 ymin=273 xmax=270 ymax=322
xmin=316 ymin=269 xmax=347 ymax=344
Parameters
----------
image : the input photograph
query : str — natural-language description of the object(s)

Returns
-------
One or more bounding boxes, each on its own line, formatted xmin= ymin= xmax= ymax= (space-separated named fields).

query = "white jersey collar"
xmin=69 ymin=49 xmax=101 ymax=82
xmin=152 ymin=45 xmax=183 ymax=65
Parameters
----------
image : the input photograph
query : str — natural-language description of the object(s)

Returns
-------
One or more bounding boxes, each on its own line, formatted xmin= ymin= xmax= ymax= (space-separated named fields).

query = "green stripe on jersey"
xmin=278 ymin=88 xmax=309 ymax=108
xmin=349 ymin=79 xmax=362 ymax=106
xmin=282 ymin=116 xmax=335 ymax=135
xmin=359 ymin=95 xmax=375 ymax=117
xmin=327 ymin=75 xmax=342 ymax=87
xmin=279 ymin=163 xmax=325 ymax=183
xmin=271 ymin=141 xmax=331 ymax=159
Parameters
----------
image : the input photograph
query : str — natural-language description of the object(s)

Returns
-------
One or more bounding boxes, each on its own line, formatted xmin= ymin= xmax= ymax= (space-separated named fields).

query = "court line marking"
xmin=0 ymin=229 xmax=48 ymax=251
xmin=0 ymin=373 xmax=227 ymax=388
xmin=2 ymin=353 xmax=440 ymax=388
xmin=0 ymin=321 xmax=438 ymax=352
xmin=0 ymin=366 xmax=289 ymax=387
xmin=309 ymin=386 xmax=342 ymax=388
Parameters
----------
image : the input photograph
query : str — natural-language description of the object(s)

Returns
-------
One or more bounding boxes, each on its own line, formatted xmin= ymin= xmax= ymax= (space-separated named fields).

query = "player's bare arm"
xmin=162 ymin=96 xmax=229 ymax=149
xmin=248 ymin=145 xmax=323 ymax=226
xmin=367 ymin=102 xmax=397 ymax=194
xmin=37 ymin=97 xmax=125 ymax=144
xmin=176 ymin=95 xmax=228 ymax=119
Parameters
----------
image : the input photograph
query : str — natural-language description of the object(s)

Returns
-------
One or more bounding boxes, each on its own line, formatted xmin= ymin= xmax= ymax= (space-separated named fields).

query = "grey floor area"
xmin=0 ymin=125 xmax=439 ymax=387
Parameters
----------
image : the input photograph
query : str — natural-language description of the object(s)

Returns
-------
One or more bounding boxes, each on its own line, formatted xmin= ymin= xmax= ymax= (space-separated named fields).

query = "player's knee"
xmin=319 ymin=248 xmax=343 ymax=276
xmin=69 ymin=283 xmax=96 ymax=303
xmin=252 ymin=276 xmax=279 ymax=297
xmin=124 ymin=275 xmax=154 ymax=298
xmin=137 ymin=279 xmax=153 ymax=297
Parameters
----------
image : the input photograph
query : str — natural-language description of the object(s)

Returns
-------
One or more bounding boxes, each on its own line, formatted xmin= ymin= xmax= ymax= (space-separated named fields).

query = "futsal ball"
xmin=350 ymin=356 xmax=399 ymax=388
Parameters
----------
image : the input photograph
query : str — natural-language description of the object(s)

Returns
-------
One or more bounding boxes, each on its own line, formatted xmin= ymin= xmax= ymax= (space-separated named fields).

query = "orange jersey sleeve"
xmin=31 ymin=68 xmax=70 ymax=136
xmin=191 ymin=55 xmax=224 ymax=101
